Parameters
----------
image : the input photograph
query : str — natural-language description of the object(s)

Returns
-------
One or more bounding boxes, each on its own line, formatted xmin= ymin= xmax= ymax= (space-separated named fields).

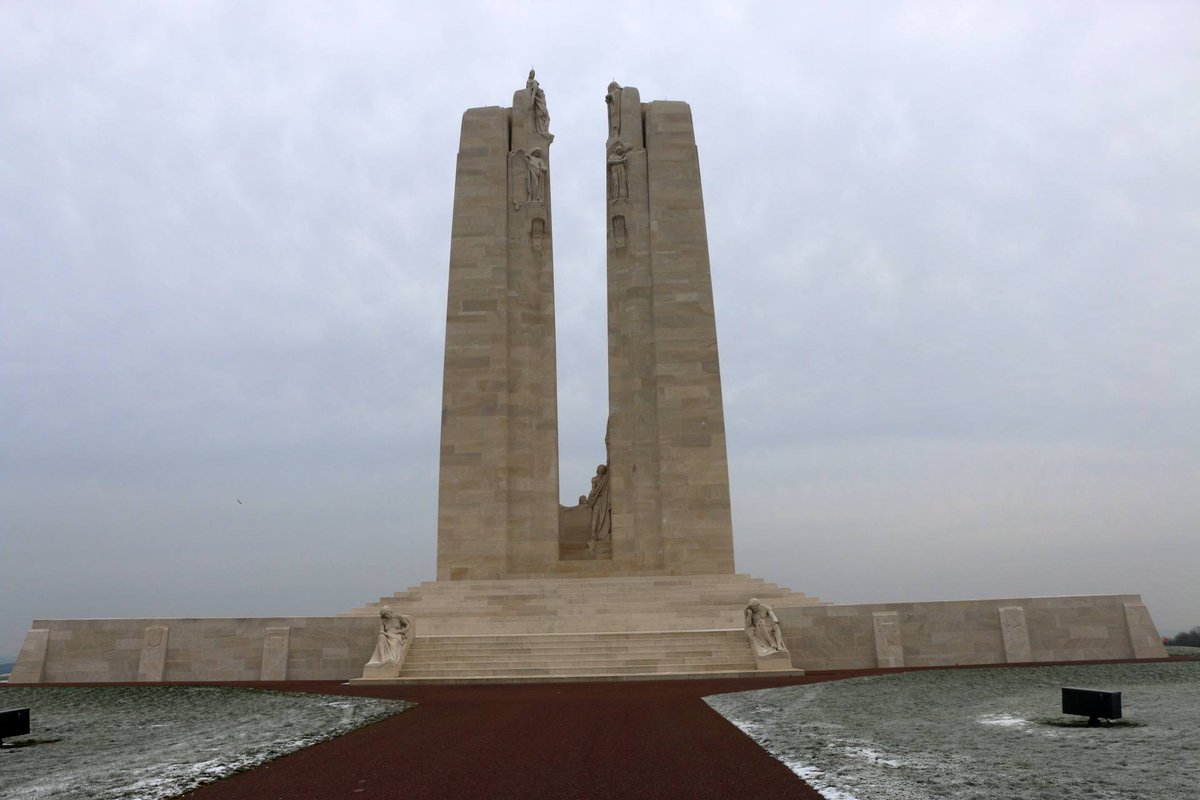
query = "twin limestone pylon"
xmin=437 ymin=75 xmax=734 ymax=580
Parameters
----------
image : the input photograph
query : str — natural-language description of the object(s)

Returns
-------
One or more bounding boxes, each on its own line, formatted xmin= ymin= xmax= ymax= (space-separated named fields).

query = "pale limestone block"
xmin=260 ymin=627 xmax=290 ymax=680
xmin=872 ymin=611 xmax=904 ymax=668
xmin=9 ymin=628 xmax=50 ymax=683
xmin=997 ymin=606 xmax=1032 ymax=662
xmin=137 ymin=625 xmax=170 ymax=682
xmin=1124 ymin=602 xmax=1168 ymax=659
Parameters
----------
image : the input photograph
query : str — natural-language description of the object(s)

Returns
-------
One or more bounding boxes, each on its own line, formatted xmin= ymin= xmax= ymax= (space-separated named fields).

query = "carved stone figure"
xmin=525 ymin=148 xmax=547 ymax=204
xmin=531 ymin=217 xmax=546 ymax=252
xmin=527 ymin=69 xmax=551 ymax=138
xmin=366 ymin=606 xmax=411 ymax=666
xmin=586 ymin=463 xmax=612 ymax=546
xmin=608 ymin=142 xmax=629 ymax=202
xmin=745 ymin=598 xmax=787 ymax=656
xmin=605 ymin=80 xmax=623 ymax=141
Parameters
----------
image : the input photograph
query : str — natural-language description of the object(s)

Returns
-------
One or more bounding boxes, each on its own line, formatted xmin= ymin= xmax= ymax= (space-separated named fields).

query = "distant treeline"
xmin=1166 ymin=626 xmax=1200 ymax=647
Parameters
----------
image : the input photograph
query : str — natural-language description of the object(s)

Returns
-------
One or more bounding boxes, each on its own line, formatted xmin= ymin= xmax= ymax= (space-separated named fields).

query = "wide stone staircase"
xmin=344 ymin=574 xmax=821 ymax=683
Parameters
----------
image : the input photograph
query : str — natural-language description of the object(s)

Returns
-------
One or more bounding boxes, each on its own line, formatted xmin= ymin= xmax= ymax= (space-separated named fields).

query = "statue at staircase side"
xmin=745 ymin=598 xmax=787 ymax=656
xmin=361 ymin=605 xmax=414 ymax=680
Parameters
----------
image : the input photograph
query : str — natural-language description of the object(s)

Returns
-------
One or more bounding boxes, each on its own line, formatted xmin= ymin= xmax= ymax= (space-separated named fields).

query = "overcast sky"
xmin=2 ymin=2 xmax=1197 ymax=660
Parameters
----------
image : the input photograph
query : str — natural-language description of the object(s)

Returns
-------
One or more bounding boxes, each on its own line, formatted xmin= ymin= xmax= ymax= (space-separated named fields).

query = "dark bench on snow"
xmin=0 ymin=708 xmax=31 ymax=745
xmin=1062 ymin=688 xmax=1121 ymax=727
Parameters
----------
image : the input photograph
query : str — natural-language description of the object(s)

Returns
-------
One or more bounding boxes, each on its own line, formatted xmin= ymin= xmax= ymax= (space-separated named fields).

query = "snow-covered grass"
xmin=706 ymin=661 xmax=1200 ymax=800
xmin=0 ymin=686 xmax=409 ymax=799
xmin=1166 ymin=645 xmax=1200 ymax=657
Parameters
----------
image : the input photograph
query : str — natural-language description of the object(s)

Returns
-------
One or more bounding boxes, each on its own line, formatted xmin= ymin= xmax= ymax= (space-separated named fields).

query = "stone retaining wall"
xmin=775 ymin=594 xmax=1167 ymax=671
xmin=10 ymin=616 xmax=377 ymax=683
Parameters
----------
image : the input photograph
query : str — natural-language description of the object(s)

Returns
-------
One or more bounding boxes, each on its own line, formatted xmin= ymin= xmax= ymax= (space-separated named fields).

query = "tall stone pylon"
xmin=436 ymin=76 xmax=734 ymax=580
xmin=603 ymin=83 xmax=736 ymax=574
xmin=436 ymin=71 xmax=560 ymax=580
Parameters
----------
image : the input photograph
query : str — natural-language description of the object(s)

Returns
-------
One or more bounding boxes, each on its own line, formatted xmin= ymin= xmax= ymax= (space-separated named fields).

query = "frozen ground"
xmin=0 ymin=686 xmax=409 ymax=799
xmin=706 ymin=661 xmax=1200 ymax=800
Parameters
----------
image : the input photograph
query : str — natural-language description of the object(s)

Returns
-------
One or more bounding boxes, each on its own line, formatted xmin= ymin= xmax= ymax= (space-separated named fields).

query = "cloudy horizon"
xmin=2 ymin=1 xmax=1197 ymax=660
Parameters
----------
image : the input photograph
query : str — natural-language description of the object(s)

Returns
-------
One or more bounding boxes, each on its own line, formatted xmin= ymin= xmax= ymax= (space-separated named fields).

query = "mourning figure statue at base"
xmin=367 ymin=606 xmax=411 ymax=666
xmin=745 ymin=598 xmax=787 ymax=656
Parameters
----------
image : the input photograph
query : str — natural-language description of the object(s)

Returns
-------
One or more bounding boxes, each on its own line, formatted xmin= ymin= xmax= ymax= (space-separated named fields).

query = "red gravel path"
xmin=177 ymin=674 xmax=863 ymax=800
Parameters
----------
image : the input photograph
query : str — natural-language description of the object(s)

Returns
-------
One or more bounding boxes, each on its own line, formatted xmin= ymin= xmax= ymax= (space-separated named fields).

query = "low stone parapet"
xmin=774 ymin=594 xmax=1167 ymax=671
xmin=10 ymin=616 xmax=378 ymax=683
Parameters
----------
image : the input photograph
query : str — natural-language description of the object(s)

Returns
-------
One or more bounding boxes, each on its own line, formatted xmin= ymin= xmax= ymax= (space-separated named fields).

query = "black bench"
xmin=1062 ymin=687 xmax=1121 ymax=727
xmin=1 ymin=708 xmax=31 ymax=745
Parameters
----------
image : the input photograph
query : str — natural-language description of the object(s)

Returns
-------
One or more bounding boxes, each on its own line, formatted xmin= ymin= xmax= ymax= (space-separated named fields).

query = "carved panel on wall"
xmin=612 ymin=215 xmax=626 ymax=248
xmin=531 ymin=217 xmax=546 ymax=252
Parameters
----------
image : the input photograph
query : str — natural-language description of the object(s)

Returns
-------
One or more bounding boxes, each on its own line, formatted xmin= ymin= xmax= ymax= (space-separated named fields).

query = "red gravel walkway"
xmin=178 ymin=674 xmax=868 ymax=800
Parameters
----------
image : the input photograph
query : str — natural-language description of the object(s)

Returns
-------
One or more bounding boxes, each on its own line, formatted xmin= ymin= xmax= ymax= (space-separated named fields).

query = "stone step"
xmin=409 ymin=629 xmax=748 ymax=641
xmin=410 ymin=642 xmax=748 ymax=652
xmin=406 ymin=629 xmax=746 ymax=644
xmin=347 ymin=575 xmax=817 ymax=673
xmin=397 ymin=662 xmax=756 ymax=678
xmin=357 ymin=596 xmax=815 ymax=609
xmin=374 ymin=580 xmax=798 ymax=593
xmin=344 ymin=598 xmax=821 ymax=620
xmin=409 ymin=636 xmax=745 ymax=651
xmin=351 ymin=574 xmax=808 ymax=605
xmin=389 ymin=629 xmax=758 ymax=681
xmin=408 ymin=642 xmax=743 ymax=653
xmin=354 ymin=597 xmax=805 ymax=612
xmin=360 ymin=594 xmax=804 ymax=604
xmin=368 ymin=669 xmax=772 ymax=686
xmin=404 ymin=656 xmax=752 ymax=671
xmin=398 ymin=573 xmax=782 ymax=586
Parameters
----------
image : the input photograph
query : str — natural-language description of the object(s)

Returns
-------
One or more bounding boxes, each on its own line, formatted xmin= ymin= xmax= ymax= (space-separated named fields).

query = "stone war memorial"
xmin=11 ymin=75 xmax=1167 ymax=684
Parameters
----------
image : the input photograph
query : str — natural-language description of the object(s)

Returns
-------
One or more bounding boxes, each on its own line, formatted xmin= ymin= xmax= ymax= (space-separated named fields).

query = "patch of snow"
xmin=977 ymin=713 xmax=1028 ymax=728
xmin=726 ymin=717 xmax=761 ymax=736
xmin=782 ymin=759 xmax=864 ymax=800
xmin=844 ymin=746 xmax=901 ymax=767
